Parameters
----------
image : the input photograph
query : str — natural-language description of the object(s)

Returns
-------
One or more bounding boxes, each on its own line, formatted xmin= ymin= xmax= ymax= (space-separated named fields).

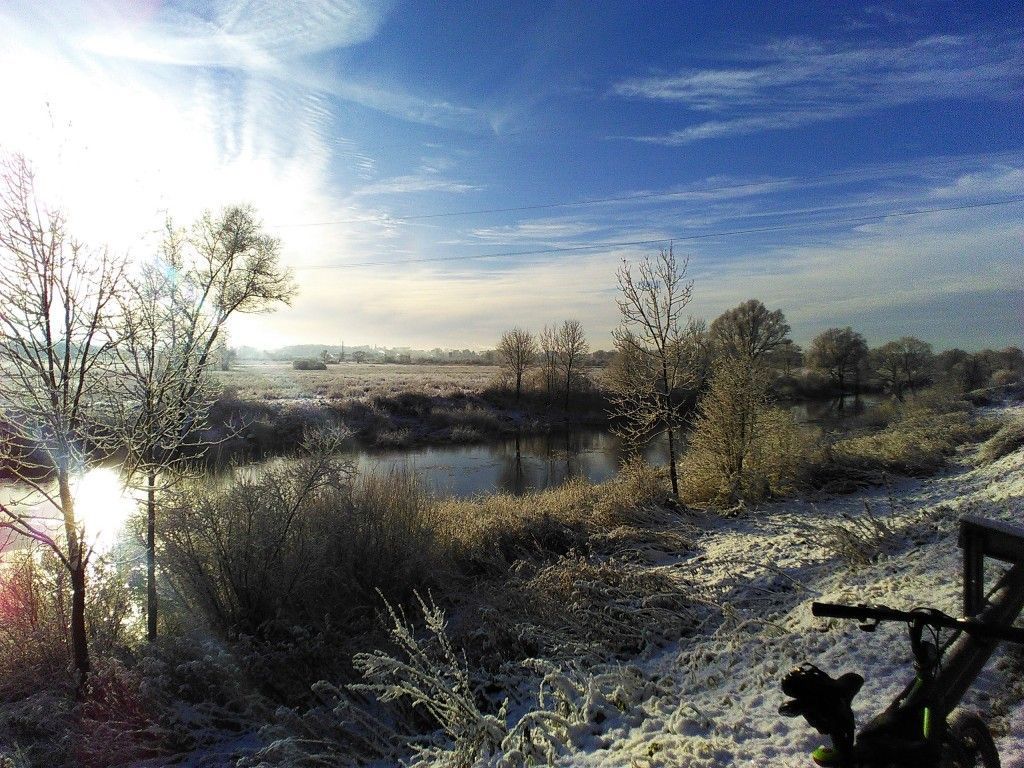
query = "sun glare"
xmin=73 ymin=467 xmax=136 ymax=554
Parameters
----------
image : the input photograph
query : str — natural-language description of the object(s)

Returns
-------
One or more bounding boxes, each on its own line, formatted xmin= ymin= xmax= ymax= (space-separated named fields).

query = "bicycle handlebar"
xmin=812 ymin=601 xmax=1024 ymax=644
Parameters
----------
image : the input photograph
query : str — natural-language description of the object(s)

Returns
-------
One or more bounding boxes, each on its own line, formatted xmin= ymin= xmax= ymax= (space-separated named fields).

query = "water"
xmin=350 ymin=395 xmax=881 ymax=498
xmin=787 ymin=394 xmax=882 ymax=426
xmin=355 ymin=428 xmax=672 ymax=498
xmin=0 ymin=396 xmax=883 ymax=553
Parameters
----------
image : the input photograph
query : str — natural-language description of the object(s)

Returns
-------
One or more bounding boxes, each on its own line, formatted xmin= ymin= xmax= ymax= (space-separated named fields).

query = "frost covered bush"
xmin=795 ymin=497 xmax=947 ymax=567
xmin=0 ymin=658 xmax=172 ymax=768
xmin=162 ymin=443 xmax=443 ymax=638
xmin=0 ymin=549 xmax=137 ymax=701
xmin=0 ymin=552 xmax=72 ymax=700
xmin=435 ymin=461 xmax=671 ymax=577
xmin=978 ymin=417 xmax=1024 ymax=464
xmin=291 ymin=358 xmax=327 ymax=371
xmin=680 ymin=357 xmax=819 ymax=505
xmin=796 ymin=502 xmax=899 ymax=567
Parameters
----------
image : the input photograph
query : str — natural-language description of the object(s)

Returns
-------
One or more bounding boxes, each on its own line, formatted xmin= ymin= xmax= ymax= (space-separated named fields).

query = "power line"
xmin=298 ymin=195 xmax=1024 ymax=270
xmin=268 ymin=151 xmax=1023 ymax=229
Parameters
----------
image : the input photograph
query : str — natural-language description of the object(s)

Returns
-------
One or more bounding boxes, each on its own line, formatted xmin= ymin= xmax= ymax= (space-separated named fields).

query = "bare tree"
xmin=497 ymin=328 xmax=537 ymax=402
xmin=0 ymin=154 xmax=125 ymax=688
xmin=708 ymin=299 xmax=790 ymax=362
xmin=609 ymin=247 xmax=695 ymax=498
xmin=556 ymin=320 xmax=589 ymax=410
xmin=115 ymin=209 xmax=295 ymax=641
xmin=538 ymin=324 xmax=559 ymax=398
xmin=806 ymin=327 xmax=868 ymax=396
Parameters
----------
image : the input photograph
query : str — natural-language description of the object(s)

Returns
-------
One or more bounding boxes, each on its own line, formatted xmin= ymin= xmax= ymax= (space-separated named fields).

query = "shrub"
xmin=831 ymin=407 xmax=981 ymax=477
xmin=991 ymin=368 xmax=1021 ymax=387
xmin=433 ymin=461 xmax=672 ymax=577
xmin=810 ymin=389 xmax=999 ymax=490
xmin=0 ymin=549 xmax=137 ymax=701
xmin=247 ymin=596 xmax=659 ymax=768
xmin=463 ymin=555 xmax=702 ymax=665
xmin=292 ymin=358 xmax=327 ymax=371
xmin=680 ymin=357 xmax=820 ymax=505
xmin=161 ymin=443 xmax=444 ymax=639
xmin=794 ymin=499 xmax=945 ymax=567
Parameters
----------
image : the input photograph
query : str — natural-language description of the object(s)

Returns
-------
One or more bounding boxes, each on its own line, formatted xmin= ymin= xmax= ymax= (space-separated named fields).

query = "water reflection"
xmin=0 ymin=467 xmax=137 ymax=555
xmin=352 ymin=396 xmax=880 ymax=499
xmin=0 ymin=397 xmax=887 ymax=532
xmin=356 ymin=427 xmax=672 ymax=498
xmin=787 ymin=394 xmax=881 ymax=426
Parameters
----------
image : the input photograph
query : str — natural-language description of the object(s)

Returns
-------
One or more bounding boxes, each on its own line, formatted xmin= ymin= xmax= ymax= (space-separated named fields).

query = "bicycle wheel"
xmin=947 ymin=711 xmax=1000 ymax=768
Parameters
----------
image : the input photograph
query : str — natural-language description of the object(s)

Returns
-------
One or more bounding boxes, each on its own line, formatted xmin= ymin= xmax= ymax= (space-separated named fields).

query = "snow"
xmin=219 ymin=404 xmax=1024 ymax=767
xmin=545 ymin=406 xmax=1024 ymax=767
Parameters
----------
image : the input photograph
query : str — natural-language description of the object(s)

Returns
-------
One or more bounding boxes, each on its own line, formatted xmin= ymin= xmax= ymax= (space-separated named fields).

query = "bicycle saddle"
xmin=780 ymin=663 xmax=864 ymax=752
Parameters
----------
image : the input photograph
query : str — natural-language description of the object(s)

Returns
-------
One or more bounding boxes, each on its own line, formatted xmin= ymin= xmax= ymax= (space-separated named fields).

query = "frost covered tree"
xmin=0 ymin=154 xmax=125 ymax=688
xmin=114 ymin=209 xmax=295 ymax=641
xmin=807 ymin=327 xmax=869 ymax=396
xmin=497 ymin=327 xmax=537 ymax=402
xmin=709 ymin=298 xmax=790 ymax=362
xmin=609 ymin=246 xmax=696 ymax=498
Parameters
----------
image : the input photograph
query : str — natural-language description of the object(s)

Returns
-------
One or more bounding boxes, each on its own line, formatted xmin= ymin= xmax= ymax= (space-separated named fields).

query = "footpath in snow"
xmin=561 ymin=406 xmax=1024 ymax=767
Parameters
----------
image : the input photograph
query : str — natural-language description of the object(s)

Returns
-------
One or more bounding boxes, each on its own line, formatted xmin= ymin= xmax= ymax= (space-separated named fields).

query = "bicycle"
xmin=778 ymin=601 xmax=1024 ymax=767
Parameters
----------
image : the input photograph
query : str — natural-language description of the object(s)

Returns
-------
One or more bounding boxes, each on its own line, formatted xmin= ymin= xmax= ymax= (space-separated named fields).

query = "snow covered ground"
xmin=549 ymin=405 xmax=1024 ymax=767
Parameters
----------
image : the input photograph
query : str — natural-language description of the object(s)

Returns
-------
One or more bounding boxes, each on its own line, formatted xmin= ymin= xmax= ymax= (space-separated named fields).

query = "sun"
xmin=73 ymin=468 xmax=136 ymax=553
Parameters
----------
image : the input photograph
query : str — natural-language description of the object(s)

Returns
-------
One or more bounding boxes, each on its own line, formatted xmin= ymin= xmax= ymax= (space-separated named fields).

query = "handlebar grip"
xmin=812 ymin=602 xmax=873 ymax=620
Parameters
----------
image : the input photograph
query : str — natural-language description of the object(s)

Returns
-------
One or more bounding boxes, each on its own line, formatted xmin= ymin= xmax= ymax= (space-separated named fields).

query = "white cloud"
xmin=78 ymin=0 xmax=391 ymax=68
xmin=616 ymin=33 xmax=1024 ymax=144
xmin=353 ymin=175 xmax=480 ymax=197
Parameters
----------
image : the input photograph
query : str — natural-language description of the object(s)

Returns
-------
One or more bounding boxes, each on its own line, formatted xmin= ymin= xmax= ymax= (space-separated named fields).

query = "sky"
xmin=0 ymin=0 xmax=1021 ymax=351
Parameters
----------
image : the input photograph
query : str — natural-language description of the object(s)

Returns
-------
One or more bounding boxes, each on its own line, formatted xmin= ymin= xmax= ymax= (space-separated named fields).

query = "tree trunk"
xmin=666 ymin=426 xmax=679 ymax=498
xmin=515 ymin=371 xmax=522 ymax=402
xmin=563 ymin=362 xmax=572 ymax=411
xmin=660 ymin=368 xmax=680 ymax=499
xmin=70 ymin=557 xmax=89 ymax=690
xmin=147 ymin=471 xmax=158 ymax=642
xmin=57 ymin=469 xmax=90 ymax=693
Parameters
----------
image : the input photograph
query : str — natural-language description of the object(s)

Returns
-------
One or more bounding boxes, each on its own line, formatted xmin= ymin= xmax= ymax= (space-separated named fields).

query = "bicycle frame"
xmin=783 ymin=515 xmax=1024 ymax=767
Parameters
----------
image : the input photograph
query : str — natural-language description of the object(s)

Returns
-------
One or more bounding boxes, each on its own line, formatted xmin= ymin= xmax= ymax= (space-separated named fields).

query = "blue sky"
xmin=1 ymin=0 xmax=1021 ymax=350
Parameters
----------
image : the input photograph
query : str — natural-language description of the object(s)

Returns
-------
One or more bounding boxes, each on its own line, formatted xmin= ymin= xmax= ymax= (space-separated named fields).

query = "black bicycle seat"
xmin=781 ymin=663 xmax=864 ymax=705
xmin=780 ymin=663 xmax=864 ymax=751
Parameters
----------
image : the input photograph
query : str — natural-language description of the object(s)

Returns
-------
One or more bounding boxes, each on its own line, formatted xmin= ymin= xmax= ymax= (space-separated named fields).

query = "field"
xmin=213 ymin=361 xmax=502 ymax=401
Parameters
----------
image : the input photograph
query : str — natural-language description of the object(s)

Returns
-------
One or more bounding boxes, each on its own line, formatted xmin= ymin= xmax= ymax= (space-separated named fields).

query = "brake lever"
xmin=858 ymin=617 xmax=879 ymax=632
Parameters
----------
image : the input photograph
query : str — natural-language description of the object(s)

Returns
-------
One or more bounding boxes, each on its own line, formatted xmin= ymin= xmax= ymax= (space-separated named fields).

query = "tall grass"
xmin=828 ymin=391 xmax=998 ymax=478
xmin=161 ymin=455 xmax=443 ymax=638
xmin=977 ymin=417 xmax=1024 ymax=464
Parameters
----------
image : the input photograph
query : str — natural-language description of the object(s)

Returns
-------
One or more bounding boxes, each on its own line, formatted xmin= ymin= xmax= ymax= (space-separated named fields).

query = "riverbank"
xmin=205 ymin=361 xmax=611 ymax=464
xmin=243 ymin=402 xmax=1024 ymax=767
xmin=1 ymin=397 xmax=1019 ymax=766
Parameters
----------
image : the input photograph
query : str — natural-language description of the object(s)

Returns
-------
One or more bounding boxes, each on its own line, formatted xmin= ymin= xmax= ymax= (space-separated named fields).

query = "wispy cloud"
xmin=70 ymin=0 xmax=487 ymax=130
xmin=353 ymin=175 xmax=480 ymax=196
xmin=615 ymin=33 xmax=1024 ymax=144
xmin=78 ymin=0 xmax=390 ymax=68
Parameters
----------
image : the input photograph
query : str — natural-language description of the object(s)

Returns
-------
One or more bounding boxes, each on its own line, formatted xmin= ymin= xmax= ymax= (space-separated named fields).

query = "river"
xmin=353 ymin=394 xmax=881 ymax=497
xmin=0 ymin=395 xmax=880 ymax=554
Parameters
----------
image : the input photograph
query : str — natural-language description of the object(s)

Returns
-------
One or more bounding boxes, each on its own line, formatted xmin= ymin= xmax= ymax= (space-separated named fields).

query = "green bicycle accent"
xmin=922 ymin=706 xmax=932 ymax=739
xmin=810 ymin=745 xmax=841 ymax=766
